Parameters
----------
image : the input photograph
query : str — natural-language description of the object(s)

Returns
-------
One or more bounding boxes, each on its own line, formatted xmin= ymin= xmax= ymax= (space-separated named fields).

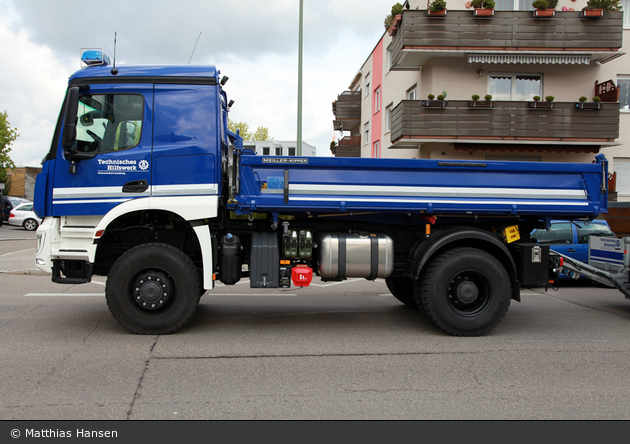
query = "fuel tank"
xmin=318 ymin=233 xmax=394 ymax=280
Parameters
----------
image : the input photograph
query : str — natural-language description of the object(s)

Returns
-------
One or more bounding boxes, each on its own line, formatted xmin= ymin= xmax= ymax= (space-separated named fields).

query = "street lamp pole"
xmin=297 ymin=0 xmax=303 ymax=156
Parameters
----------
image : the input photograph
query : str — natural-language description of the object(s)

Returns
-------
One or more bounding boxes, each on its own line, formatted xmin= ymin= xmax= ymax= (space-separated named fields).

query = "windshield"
xmin=7 ymin=197 xmax=28 ymax=207
xmin=577 ymin=223 xmax=614 ymax=244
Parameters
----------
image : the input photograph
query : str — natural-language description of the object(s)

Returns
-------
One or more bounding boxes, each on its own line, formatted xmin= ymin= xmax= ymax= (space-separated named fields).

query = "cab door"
xmin=52 ymin=85 xmax=153 ymax=216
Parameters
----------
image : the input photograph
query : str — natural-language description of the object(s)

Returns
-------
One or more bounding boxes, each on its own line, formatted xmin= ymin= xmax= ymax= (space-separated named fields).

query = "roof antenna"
xmin=188 ymin=32 xmax=202 ymax=64
xmin=111 ymin=32 xmax=118 ymax=75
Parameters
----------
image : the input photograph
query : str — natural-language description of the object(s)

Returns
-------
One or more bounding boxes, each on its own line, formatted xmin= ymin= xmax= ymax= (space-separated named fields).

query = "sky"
xmin=0 ymin=0 xmax=392 ymax=167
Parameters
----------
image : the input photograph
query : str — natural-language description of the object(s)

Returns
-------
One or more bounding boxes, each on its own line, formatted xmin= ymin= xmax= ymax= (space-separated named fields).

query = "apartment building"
xmin=332 ymin=0 xmax=630 ymax=199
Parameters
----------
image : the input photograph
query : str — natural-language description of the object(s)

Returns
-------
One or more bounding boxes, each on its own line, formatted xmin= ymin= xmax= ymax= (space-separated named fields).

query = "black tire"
xmin=23 ymin=218 xmax=39 ymax=231
xmin=415 ymin=247 xmax=511 ymax=336
xmin=105 ymin=243 xmax=201 ymax=334
xmin=386 ymin=277 xmax=420 ymax=310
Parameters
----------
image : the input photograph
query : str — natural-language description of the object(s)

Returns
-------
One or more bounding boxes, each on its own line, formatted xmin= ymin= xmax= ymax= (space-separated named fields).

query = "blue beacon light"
xmin=81 ymin=49 xmax=111 ymax=66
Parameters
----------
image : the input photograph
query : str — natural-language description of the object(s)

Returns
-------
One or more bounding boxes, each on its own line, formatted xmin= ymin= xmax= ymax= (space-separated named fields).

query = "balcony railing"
xmin=334 ymin=136 xmax=361 ymax=157
xmin=390 ymin=100 xmax=619 ymax=148
xmin=388 ymin=10 xmax=623 ymax=70
xmin=333 ymin=90 xmax=361 ymax=132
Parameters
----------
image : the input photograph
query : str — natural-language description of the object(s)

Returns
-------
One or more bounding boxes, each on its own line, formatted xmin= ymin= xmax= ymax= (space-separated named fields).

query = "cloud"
xmin=0 ymin=13 xmax=75 ymax=167
xmin=1 ymin=0 xmax=390 ymax=166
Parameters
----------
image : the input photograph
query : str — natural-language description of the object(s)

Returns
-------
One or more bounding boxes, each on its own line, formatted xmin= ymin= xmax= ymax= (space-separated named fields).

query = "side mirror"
xmin=61 ymin=87 xmax=79 ymax=149
xmin=80 ymin=112 xmax=94 ymax=127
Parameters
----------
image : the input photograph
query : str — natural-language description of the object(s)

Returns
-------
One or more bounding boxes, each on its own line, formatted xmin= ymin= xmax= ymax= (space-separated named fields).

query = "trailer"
xmin=551 ymin=234 xmax=630 ymax=298
xmin=33 ymin=50 xmax=609 ymax=336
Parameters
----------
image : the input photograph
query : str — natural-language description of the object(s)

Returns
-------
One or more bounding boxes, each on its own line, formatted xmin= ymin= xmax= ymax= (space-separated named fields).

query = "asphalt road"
xmin=1 ymin=234 xmax=630 ymax=420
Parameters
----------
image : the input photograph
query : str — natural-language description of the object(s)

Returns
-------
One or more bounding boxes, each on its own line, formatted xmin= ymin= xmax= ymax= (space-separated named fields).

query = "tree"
xmin=384 ymin=2 xmax=404 ymax=31
xmin=228 ymin=119 xmax=273 ymax=141
xmin=228 ymin=119 xmax=252 ymax=140
xmin=252 ymin=126 xmax=272 ymax=141
xmin=0 ymin=111 xmax=17 ymax=185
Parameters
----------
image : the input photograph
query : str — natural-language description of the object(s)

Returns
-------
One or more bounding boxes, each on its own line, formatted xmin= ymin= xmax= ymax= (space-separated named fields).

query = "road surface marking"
xmin=0 ymin=248 xmax=35 ymax=258
xmin=208 ymin=293 xmax=297 ymax=297
xmin=25 ymin=293 xmax=105 ymax=297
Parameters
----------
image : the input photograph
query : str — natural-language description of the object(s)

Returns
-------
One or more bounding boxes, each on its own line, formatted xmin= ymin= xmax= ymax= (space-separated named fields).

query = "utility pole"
xmin=297 ymin=0 xmax=303 ymax=156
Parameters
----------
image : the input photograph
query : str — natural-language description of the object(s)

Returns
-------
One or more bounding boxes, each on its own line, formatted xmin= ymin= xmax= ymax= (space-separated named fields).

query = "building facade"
xmin=5 ymin=167 xmax=41 ymax=201
xmin=242 ymin=140 xmax=317 ymax=157
xmin=332 ymin=0 xmax=630 ymax=199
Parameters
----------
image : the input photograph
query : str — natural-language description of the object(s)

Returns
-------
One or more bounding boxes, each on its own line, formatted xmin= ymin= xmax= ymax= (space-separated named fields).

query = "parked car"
xmin=530 ymin=220 xmax=615 ymax=279
xmin=2 ymin=196 xmax=29 ymax=223
xmin=8 ymin=202 xmax=42 ymax=231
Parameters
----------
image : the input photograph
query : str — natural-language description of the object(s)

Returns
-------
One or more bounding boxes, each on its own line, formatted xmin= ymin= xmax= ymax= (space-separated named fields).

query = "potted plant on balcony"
xmin=423 ymin=93 xmax=447 ymax=108
xmin=532 ymin=0 xmax=557 ymax=17
xmin=471 ymin=0 xmax=495 ymax=16
xmin=576 ymin=96 xmax=603 ymax=110
xmin=545 ymin=95 xmax=555 ymax=108
xmin=470 ymin=94 xmax=493 ymax=108
xmin=427 ymin=0 xmax=447 ymax=16
xmin=581 ymin=0 xmax=621 ymax=17
xmin=385 ymin=3 xmax=405 ymax=35
xmin=529 ymin=95 xmax=553 ymax=108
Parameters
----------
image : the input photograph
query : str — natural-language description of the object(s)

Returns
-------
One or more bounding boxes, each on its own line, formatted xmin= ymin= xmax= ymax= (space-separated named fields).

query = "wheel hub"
xmin=456 ymin=280 xmax=479 ymax=304
xmin=132 ymin=270 xmax=173 ymax=311
xmin=447 ymin=272 xmax=489 ymax=315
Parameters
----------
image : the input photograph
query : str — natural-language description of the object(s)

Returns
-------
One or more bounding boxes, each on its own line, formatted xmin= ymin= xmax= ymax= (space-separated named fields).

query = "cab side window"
xmin=75 ymin=94 xmax=144 ymax=154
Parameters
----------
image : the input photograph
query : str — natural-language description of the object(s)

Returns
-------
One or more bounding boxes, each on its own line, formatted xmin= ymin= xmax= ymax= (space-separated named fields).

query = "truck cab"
xmin=35 ymin=51 xmax=231 ymax=292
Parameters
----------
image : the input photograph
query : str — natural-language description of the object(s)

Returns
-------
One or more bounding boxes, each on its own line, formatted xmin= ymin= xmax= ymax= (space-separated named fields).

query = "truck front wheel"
xmin=105 ymin=243 xmax=201 ymax=334
xmin=415 ymin=247 xmax=511 ymax=336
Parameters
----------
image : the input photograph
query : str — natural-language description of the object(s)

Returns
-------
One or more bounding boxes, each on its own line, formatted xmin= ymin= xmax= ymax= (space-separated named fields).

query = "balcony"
xmin=334 ymin=136 xmax=361 ymax=158
xmin=333 ymin=90 xmax=361 ymax=133
xmin=390 ymin=100 xmax=619 ymax=151
xmin=388 ymin=10 xmax=624 ymax=70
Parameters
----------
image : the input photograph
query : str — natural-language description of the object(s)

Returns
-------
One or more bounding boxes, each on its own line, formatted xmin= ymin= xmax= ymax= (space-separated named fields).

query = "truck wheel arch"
xmin=404 ymin=226 xmax=521 ymax=302
xmin=91 ymin=197 xmax=215 ymax=288
xmin=92 ymin=196 xmax=218 ymax=234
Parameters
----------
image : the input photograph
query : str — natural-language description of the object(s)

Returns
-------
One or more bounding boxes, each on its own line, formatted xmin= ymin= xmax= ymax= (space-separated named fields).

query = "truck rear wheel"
xmin=385 ymin=277 xmax=420 ymax=310
xmin=415 ymin=247 xmax=511 ymax=336
xmin=105 ymin=243 xmax=201 ymax=334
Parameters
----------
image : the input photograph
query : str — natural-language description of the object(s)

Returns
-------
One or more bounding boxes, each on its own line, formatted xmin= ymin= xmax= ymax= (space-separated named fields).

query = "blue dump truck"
xmin=33 ymin=50 xmax=609 ymax=336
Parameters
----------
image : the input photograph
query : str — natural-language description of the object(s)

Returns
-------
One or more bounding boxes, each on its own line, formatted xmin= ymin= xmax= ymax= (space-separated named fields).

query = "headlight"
xmin=36 ymin=232 xmax=46 ymax=255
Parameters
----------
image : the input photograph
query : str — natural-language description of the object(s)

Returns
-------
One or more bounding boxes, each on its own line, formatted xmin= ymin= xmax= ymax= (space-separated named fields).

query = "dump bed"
xmin=229 ymin=153 xmax=607 ymax=221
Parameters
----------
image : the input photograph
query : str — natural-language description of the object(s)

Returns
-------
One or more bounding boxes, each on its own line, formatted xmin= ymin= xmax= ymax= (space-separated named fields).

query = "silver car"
xmin=8 ymin=202 xmax=42 ymax=231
